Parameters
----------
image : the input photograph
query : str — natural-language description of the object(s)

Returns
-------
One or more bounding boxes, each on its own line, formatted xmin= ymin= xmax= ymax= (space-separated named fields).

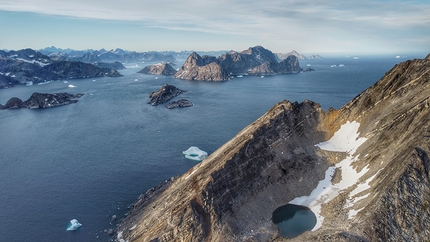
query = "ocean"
xmin=0 ymin=54 xmax=424 ymax=241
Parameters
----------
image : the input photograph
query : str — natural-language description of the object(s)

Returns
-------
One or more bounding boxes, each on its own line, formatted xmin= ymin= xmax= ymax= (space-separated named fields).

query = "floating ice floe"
xmin=182 ymin=146 xmax=208 ymax=161
xmin=68 ymin=84 xmax=77 ymax=88
xmin=66 ymin=219 xmax=82 ymax=231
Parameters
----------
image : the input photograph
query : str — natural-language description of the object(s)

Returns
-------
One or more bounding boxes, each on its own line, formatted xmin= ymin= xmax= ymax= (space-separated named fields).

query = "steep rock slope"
xmin=117 ymin=55 xmax=430 ymax=241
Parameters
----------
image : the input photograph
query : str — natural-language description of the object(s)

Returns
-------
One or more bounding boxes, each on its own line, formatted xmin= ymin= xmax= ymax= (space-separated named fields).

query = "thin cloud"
xmin=0 ymin=0 xmax=428 ymax=53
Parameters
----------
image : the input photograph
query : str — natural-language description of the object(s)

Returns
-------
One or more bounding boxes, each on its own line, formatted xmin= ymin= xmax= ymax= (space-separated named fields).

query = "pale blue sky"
xmin=0 ymin=0 xmax=429 ymax=54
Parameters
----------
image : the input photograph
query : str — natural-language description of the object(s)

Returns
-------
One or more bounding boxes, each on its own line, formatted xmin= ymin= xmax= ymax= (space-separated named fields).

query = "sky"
xmin=0 ymin=0 xmax=429 ymax=54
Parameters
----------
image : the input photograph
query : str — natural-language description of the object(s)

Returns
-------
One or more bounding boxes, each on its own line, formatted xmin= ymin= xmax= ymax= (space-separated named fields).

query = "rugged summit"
xmin=138 ymin=63 xmax=177 ymax=76
xmin=117 ymin=55 xmax=430 ymax=242
xmin=174 ymin=46 xmax=302 ymax=81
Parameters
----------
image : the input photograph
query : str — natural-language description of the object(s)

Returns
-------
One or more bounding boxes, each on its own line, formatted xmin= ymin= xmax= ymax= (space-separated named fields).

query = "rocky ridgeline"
xmin=0 ymin=48 xmax=123 ymax=88
xmin=138 ymin=63 xmax=177 ymax=76
xmin=173 ymin=46 xmax=306 ymax=81
xmin=116 ymin=54 xmax=430 ymax=241
xmin=0 ymin=92 xmax=84 ymax=110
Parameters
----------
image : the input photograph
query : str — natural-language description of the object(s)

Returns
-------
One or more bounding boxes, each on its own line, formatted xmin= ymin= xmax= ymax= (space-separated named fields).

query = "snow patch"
xmin=288 ymin=121 xmax=369 ymax=230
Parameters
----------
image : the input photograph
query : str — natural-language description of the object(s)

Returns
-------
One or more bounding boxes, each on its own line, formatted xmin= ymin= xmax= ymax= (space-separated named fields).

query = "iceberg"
xmin=182 ymin=146 xmax=208 ymax=161
xmin=68 ymin=84 xmax=77 ymax=88
xmin=66 ymin=219 xmax=82 ymax=231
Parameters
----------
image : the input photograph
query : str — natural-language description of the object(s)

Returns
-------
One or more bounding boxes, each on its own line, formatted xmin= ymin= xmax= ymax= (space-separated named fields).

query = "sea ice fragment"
xmin=182 ymin=146 xmax=208 ymax=161
xmin=66 ymin=219 xmax=82 ymax=231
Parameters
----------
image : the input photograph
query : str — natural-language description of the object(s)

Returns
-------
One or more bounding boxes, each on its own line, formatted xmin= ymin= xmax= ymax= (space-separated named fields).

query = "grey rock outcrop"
xmin=138 ymin=63 xmax=177 ymax=76
xmin=148 ymin=84 xmax=187 ymax=106
xmin=117 ymin=55 xmax=430 ymax=241
xmin=0 ymin=92 xmax=84 ymax=110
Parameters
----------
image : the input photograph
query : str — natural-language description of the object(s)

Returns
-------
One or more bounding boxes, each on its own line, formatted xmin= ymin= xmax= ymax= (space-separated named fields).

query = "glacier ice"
xmin=66 ymin=219 xmax=82 ymax=231
xmin=182 ymin=146 xmax=208 ymax=161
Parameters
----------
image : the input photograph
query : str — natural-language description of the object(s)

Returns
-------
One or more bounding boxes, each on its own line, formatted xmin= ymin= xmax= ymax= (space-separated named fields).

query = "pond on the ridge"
xmin=272 ymin=204 xmax=317 ymax=238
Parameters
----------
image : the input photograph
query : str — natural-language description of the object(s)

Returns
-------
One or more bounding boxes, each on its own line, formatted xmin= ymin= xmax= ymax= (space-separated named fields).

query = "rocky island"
xmin=138 ymin=63 xmax=177 ymax=76
xmin=117 ymin=55 xmax=430 ymax=241
xmin=173 ymin=46 xmax=304 ymax=81
xmin=148 ymin=84 xmax=188 ymax=106
xmin=0 ymin=92 xmax=84 ymax=110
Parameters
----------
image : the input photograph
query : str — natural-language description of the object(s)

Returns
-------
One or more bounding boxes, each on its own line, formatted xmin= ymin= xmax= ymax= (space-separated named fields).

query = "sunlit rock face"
xmin=117 ymin=55 xmax=430 ymax=241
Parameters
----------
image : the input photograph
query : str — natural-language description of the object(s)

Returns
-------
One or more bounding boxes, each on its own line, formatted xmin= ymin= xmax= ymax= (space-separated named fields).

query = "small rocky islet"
xmin=147 ymin=83 xmax=193 ymax=109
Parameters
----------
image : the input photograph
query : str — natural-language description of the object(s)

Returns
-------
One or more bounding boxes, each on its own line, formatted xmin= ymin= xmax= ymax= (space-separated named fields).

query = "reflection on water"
xmin=272 ymin=204 xmax=317 ymax=238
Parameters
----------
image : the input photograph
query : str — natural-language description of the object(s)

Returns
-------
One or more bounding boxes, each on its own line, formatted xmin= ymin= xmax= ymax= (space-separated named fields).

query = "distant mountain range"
xmin=0 ymin=48 xmax=122 ymax=88
xmin=37 ymin=46 xmax=230 ymax=64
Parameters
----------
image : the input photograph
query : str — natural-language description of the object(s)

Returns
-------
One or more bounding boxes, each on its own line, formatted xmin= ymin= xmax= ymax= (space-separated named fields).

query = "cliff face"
xmin=117 ymin=55 xmax=430 ymax=241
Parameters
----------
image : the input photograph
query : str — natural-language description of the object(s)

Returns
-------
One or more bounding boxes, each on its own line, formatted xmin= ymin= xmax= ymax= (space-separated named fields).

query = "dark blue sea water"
xmin=0 ymin=54 xmax=425 ymax=241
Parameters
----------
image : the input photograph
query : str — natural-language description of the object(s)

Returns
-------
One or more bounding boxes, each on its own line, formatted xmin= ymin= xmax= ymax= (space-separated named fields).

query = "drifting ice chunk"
xmin=68 ymin=84 xmax=77 ymax=88
xmin=182 ymin=146 xmax=208 ymax=161
xmin=66 ymin=219 xmax=82 ymax=231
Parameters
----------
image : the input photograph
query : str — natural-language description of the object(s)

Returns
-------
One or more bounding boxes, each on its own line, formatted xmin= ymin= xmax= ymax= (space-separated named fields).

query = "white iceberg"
xmin=66 ymin=219 xmax=82 ymax=231
xmin=182 ymin=146 xmax=208 ymax=161
xmin=68 ymin=84 xmax=76 ymax=88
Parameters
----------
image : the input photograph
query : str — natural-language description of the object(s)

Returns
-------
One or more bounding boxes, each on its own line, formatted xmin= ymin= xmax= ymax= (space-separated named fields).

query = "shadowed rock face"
xmin=138 ymin=63 xmax=177 ymax=76
xmin=117 ymin=55 xmax=430 ymax=242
